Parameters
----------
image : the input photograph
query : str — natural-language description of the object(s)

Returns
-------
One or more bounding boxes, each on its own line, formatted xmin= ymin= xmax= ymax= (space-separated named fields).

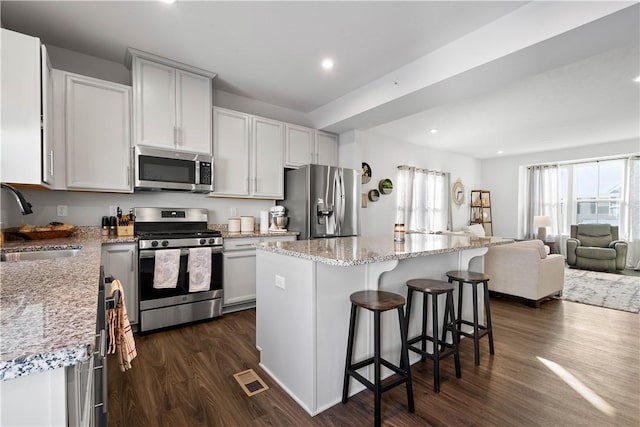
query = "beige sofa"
xmin=484 ymin=240 xmax=565 ymax=307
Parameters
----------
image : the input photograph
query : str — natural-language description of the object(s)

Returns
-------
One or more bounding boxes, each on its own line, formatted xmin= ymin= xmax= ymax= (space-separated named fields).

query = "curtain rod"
xmin=526 ymin=153 xmax=639 ymax=169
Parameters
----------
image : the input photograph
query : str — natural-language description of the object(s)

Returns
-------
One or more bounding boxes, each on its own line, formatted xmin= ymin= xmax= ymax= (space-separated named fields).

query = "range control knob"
xmin=151 ymin=241 xmax=158 ymax=247
xmin=208 ymin=238 xmax=215 ymax=244
xmin=200 ymin=239 xmax=206 ymax=245
xmin=161 ymin=240 xmax=169 ymax=247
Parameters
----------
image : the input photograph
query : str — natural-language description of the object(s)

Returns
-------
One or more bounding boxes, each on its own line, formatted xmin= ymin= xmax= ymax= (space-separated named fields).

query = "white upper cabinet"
xmin=315 ymin=130 xmax=339 ymax=167
xmin=212 ymin=107 xmax=284 ymax=199
xmin=251 ymin=116 xmax=284 ymax=199
xmin=0 ymin=29 xmax=51 ymax=185
xmin=284 ymin=124 xmax=315 ymax=167
xmin=284 ymin=124 xmax=338 ymax=168
xmin=213 ymin=108 xmax=251 ymax=197
xmin=128 ymin=48 xmax=215 ymax=154
xmin=65 ymin=72 xmax=132 ymax=192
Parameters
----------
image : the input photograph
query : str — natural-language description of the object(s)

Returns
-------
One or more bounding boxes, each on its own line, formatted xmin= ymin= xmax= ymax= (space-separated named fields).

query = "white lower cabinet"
xmin=223 ymin=235 xmax=296 ymax=312
xmin=101 ymin=243 xmax=138 ymax=325
xmin=0 ymin=368 xmax=67 ymax=427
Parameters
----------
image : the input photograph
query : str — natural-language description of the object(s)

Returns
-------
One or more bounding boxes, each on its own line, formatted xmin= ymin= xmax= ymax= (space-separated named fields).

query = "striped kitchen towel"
xmin=108 ymin=279 xmax=137 ymax=371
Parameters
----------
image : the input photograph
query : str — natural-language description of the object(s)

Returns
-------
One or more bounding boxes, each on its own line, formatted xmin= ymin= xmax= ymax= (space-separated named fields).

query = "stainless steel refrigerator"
xmin=278 ymin=164 xmax=360 ymax=239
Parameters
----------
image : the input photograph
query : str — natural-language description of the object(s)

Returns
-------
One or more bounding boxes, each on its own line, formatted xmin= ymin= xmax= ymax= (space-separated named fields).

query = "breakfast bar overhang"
xmin=255 ymin=234 xmax=512 ymax=416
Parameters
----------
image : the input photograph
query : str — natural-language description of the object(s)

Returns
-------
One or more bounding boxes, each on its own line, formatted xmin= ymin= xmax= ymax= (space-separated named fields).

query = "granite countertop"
xmin=256 ymin=233 xmax=514 ymax=267
xmin=0 ymin=227 xmax=134 ymax=381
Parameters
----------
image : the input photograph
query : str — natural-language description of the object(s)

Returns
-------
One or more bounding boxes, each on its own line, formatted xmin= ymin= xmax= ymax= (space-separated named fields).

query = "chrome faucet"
xmin=1 ymin=183 xmax=33 ymax=215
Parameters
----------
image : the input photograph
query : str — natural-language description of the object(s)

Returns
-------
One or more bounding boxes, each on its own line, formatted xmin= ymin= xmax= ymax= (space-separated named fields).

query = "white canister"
xmin=260 ymin=210 xmax=269 ymax=233
xmin=228 ymin=218 xmax=241 ymax=233
xmin=240 ymin=216 xmax=255 ymax=233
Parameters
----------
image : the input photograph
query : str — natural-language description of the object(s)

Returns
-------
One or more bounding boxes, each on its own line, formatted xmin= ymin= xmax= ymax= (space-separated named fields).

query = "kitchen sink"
xmin=0 ymin=248 xmax=80 ymax=262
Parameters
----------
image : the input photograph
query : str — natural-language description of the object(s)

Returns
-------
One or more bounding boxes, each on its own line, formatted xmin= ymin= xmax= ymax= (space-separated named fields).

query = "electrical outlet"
xmin=56 ymin=205 xmax=68 ymax=217
xmin=230 ymin=208 xmax=237 ymax=217
xmin=109 ymin=206 xmax=118 ymax=216
xmin=275 ymin=275 xmax=285 ymax=290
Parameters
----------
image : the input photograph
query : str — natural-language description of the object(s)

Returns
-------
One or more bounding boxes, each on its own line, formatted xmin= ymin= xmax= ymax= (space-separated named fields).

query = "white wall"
xmin=481 ymin=139 xmax=640 ymax=238
xmin=341 ymin=130 xmax=482 ymax=237
xmin=1 ymin=189 xmax=274 ymax=229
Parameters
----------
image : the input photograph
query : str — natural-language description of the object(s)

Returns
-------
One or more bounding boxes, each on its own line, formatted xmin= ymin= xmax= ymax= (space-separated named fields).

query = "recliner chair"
xmin=566 ymin=224 xmax=628 ymax=271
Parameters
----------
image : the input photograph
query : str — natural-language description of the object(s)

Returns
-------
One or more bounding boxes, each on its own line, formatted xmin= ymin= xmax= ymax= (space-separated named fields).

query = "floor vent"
xmin=233 ymin=369 xmax=269 ymax=397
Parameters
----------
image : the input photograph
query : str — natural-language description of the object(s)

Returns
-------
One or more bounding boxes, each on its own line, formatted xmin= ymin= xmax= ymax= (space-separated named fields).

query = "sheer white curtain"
xmin=620 ymin=155 xmax=640 ymax=269
xmin=396 ymin=165 xmax=451 ymax=233
xmin=525 ymin=165 xmax=563 ymax=252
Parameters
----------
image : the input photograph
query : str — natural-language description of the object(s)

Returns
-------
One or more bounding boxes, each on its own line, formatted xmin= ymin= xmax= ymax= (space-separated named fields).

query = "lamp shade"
xmin=533 ymin=216 xmax=551 ymax=228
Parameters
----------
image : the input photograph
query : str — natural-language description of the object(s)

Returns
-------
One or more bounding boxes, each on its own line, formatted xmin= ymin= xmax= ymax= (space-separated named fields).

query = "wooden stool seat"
xmin=446 ymin=270 xmax=490 ymax=283
xmin=343 ymin=290 xmax=414 ymax=427
xmin=350 ymin=290 xmax=405 ymax=311
xmin=405 ymin=278 xmax=460 ymax=392
xmin=406 ymin=279 xmax=455 ymax=294
xmin=446 ymin=270 xmax=494 ymax=365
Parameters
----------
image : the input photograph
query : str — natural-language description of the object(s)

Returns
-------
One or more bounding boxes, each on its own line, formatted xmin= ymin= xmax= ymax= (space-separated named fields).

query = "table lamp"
xmin=533 ymin=215 xmax=551 ymax=241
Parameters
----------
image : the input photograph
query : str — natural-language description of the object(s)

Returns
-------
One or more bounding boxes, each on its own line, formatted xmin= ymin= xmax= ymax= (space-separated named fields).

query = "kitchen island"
xmin=255 ymin=233 xmax=512 ymax=416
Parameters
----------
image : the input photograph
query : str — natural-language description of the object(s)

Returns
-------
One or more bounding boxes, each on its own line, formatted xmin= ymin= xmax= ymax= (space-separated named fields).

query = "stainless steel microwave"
xmin=134 ymin=146 xmax=213 ymax=193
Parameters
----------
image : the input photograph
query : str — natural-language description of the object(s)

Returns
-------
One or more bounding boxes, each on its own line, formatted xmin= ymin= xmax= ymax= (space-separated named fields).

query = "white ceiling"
xmin=1 ymin=1 xmax=638 ymax=159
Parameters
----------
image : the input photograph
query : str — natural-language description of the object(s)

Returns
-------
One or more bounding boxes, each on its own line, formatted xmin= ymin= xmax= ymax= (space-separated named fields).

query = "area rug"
xmin=560 ymin=268 xmax=640 ymax=313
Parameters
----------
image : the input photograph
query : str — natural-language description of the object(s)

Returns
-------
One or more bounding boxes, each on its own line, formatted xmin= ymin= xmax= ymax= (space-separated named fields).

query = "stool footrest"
xmin=348 ymin=357 xmax=407 ymax=377
xmin=408 ymin=343 xmax=457 ymax=360
xmin=347 ymin=367 xmax=411 ymax=395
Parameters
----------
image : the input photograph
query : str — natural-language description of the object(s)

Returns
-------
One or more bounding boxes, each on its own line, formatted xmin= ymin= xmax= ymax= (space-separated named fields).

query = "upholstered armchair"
xmin=485 ymin=240 xmax=564 ymax=307
xmin=566 ymin=224 xmax=628 ymax=271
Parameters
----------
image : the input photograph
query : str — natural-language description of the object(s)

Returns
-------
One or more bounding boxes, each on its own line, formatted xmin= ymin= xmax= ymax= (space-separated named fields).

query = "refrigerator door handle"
xmin=335 ymin=168 xmax=345 ymax=233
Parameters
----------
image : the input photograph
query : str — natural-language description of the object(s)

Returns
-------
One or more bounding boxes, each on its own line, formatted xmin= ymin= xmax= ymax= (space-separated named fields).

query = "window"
xmin=568 ymin=159 xmax=624 ymax=227
xmin=396 ymin=166 xmax=451 ymax=233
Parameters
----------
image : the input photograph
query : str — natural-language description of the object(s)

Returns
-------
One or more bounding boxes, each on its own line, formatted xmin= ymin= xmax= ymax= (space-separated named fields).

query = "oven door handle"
xmin=139 ymin=247 xmax=222 ymax=258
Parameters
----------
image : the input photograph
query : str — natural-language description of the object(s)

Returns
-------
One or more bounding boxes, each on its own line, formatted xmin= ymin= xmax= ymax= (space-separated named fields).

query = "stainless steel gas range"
xmin=134 ymin=207 xmax=223 ymax=332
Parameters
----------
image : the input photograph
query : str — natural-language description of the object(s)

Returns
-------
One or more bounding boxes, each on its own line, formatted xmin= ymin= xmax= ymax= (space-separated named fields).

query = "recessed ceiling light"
xmin=635 ymin=75 xmax=640 ymax=83
xmin=321 ymin=58 xmax=334 ymax=70
xmin=429 ymin=128 xmax=438 ymax=134
xmin=161 ymin=0 xmax=175 ymax=4
xmin=497 ymin=150 xmax=504 ymax=155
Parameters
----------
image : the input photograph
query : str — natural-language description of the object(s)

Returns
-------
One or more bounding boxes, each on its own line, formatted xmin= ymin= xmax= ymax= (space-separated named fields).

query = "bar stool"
xmin=342 ymin=290 xmax=414 ymax=427
xmin=405 ymin=279 xmax=461 ymax=392
xmin=446 ymin=270 xmax=494 ymax=365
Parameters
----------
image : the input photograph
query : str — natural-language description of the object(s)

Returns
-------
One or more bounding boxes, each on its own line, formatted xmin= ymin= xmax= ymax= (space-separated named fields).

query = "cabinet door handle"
xmin=49 ymin=150 xmax=54 ymax=177
xmin=131 ymin=251 xmax=135 ymax=271
xmin=126 ymin=166 xmax=131 ymax=186
xmin=99 ymin=329 xmax=107 ymax=358
xmin=173 ymin=126 xmax=178 ymax=146
xmin=254 ymin=177 xmax=258 ymax=193
xmin=246 ymin=177 xmax=250 ymax=193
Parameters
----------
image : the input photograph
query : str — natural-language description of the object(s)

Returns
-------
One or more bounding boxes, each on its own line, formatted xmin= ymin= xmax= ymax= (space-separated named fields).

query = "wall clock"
xmin=452 ymin=179 xmax=465 ymax=206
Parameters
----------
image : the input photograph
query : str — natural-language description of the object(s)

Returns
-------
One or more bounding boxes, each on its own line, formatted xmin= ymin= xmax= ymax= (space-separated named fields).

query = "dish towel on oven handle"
xmin=107 ymin=279 xmax=137 ymax=371
xmin=188 ymin=247 xmax=212 ymax=292
xmin=153 ymin=248 xmax=181 ymax=289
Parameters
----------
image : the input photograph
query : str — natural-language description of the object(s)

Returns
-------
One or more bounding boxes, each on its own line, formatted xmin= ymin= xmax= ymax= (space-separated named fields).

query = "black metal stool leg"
xmin=397 ymin=306 xmax=414 ymax=412
xmin=472 ymin=282 xmax=480 ymax=365
xmin=431 ymin=293 xmax=440 ymax=392
xmin=342 ymin=303 xmax=357 ymax=403
xmin=374 ymin=310 xmax=382 ymax=427
xmin=454 ymin=278 xmax=463 ymax=336
xmin=447 ymin=291 xmax=461 ymax=378
xmin=402 ymin=289 xmax=414 ymax=370
xmin=483 ymin=281 xmax=495 ymax=355
xmin=420 ymin=292 xmax=428 ymax=361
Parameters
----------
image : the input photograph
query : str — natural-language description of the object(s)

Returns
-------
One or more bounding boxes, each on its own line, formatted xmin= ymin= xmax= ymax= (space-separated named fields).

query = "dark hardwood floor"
xmin=108 ymin=299 xmax=639 ymax=426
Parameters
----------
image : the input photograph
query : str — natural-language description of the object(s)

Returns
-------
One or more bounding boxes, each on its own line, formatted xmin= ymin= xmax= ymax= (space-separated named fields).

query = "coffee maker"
xmin=269 ymin=206 xmax=288 ymax=231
